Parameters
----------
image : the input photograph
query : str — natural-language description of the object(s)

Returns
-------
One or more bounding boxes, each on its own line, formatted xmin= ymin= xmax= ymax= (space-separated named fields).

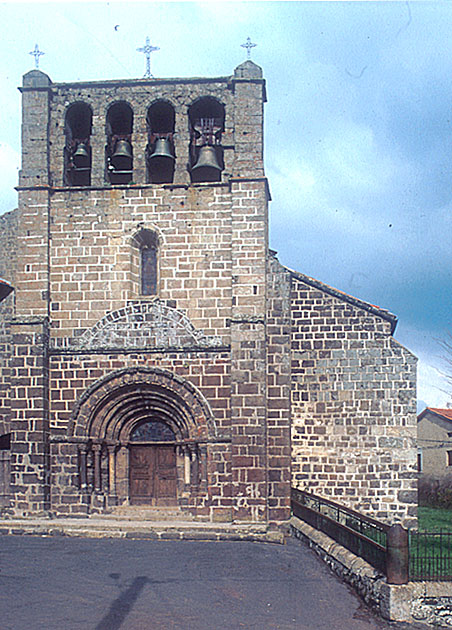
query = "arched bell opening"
xmin=188 ymin=96 xmax=225 ymax=183
xmin=106 ymin=101 xmax=134 ymax=184
xmin=64 ymin=102 xmax=93 ymax=186
xmin=146 ymin=100 xmax=175 ymax=184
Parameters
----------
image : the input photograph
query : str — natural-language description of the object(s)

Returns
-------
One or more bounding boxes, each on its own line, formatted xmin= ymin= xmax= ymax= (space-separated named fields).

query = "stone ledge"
xmin=290 ymin=516 xmax=451 ymax=627
xmin=0 ymin=517 xmax=284 ymax=544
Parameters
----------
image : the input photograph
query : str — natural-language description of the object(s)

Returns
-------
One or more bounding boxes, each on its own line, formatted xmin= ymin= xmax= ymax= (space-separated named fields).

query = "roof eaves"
xmin=418 ymin=407 xmax=452 ymax=423
xmin=287 ymin=267 xmax=398 ymax=334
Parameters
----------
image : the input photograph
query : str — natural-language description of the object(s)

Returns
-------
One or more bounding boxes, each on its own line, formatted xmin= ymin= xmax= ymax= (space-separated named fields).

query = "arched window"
xmin=64 ymin=102 xmax=93 ymax=186
xmin=106 ymin=102 xmax=134 ymax=184
xmin=132 ymin=229 xmax=159 ymax=296
xmin=188 ymin=97 xmax=225 ymax=183
xmin=146 ymin=100 xmax=176 ymax=184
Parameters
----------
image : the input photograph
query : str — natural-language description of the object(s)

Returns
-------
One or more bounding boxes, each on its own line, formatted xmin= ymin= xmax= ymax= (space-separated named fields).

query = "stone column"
xmin=190 ymin=445 xmax=200 ymax=487
xmin=184 ymin=447 xmax=191 ymax=486
xmin=92 ymin=444 xmax=102 ymax=493
xmin=107 ymin=444 xmax=117 ymax=496
xmin=78 ymin=444 xmax=89 ymax=490
xmin=199 ymin=444 xmax=208 ymax=491
xmin=115 ymin=444 xmax=129 ymax=501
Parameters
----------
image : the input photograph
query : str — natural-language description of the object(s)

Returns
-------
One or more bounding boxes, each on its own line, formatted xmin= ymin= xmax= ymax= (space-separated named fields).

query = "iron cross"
xmin=29 ymin=43 xmax=44 ymax=69
xmin=137 ymin=36 xmax=159 ymax=78
xmin=241 ymin=37 xmax=257 ymax=60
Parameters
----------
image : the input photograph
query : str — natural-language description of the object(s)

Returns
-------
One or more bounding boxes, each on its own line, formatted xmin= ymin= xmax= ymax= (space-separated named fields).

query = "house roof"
xmin=418 ymin=407 xmax=452 ymax=423
xmin=0 ymin=278 xmax=13 ymax=302
xmin=286 ymin=267 xmax=398 ymax=334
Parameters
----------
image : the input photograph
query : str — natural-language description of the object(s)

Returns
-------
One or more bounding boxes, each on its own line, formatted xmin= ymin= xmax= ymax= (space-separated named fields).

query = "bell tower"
xmin=8 ymin=59 xmax=291 ymax=524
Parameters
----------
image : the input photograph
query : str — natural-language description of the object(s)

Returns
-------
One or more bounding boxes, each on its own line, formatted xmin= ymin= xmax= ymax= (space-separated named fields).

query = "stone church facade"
xmin=0 ymin=61 xmax=417 ymax=527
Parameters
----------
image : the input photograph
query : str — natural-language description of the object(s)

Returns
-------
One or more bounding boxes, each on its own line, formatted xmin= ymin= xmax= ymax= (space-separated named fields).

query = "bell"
xmin=191 ymin=145 xmax=222 ymax=182
xmin=72 ymin=142 xmax=90 ymax=168
xmin=148 ymin=138 xmax=175 ymax=163
xmin=110 ymin=139 xmax=133 ymax=171
xmin=148 ymin=138 xmax=175 ymax=184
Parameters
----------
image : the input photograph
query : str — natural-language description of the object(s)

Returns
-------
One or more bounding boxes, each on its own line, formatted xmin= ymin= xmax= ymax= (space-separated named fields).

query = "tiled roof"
xmin=418 ymin=407 xmax=452 ymax=422
xmin=428 ymin=407 xmax=452 ymax=420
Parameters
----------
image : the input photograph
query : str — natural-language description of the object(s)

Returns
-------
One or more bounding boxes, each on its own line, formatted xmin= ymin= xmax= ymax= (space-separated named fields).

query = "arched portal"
xmin=70 ymin=368 xmax=215 ymax=508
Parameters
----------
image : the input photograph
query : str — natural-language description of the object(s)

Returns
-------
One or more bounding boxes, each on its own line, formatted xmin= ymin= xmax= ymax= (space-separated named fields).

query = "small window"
xmin=141 ymin=246 xmax=157 ymax=296
xmin=132 ymin=229 xmax=159 ymax=296
xmin=447 ymin=451 xmax=452 ymax=467
xmin=417 ymin=450 xmax=422 ymax=472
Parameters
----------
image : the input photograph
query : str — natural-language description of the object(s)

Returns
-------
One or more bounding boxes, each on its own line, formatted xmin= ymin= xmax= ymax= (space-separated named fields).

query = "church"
xmin=0 ymin=60 xmax=417 ymax=527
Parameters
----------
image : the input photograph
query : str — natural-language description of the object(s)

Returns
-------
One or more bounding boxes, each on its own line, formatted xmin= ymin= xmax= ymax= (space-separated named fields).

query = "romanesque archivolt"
xmin=69 ymin=366 xmax=217 ymax=441
xmin=50 ymin=300 xmax=223 ymax=351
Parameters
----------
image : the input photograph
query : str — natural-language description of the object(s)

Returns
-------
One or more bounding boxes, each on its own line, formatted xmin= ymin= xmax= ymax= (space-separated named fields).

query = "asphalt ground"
xmin=0 ymin=535 xmax=431 ymax=630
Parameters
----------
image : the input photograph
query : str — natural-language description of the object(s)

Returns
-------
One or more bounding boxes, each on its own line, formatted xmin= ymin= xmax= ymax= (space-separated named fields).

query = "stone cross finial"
xmin=241 ymin=37 xmax=257 ymax=60
xmin=29 ymin=43 xmax=45 ymax=69
xmin=137 ymin=36 xmax=160 ymax=78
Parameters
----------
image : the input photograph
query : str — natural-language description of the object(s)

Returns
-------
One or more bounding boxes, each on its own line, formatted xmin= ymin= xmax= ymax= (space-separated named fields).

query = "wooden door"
xmin=129 ymin=445 xmax=177 ymax=505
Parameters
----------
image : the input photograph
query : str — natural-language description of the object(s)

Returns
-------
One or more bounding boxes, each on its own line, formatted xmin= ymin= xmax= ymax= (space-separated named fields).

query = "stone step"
xmin=0 ymin=517 xmax=284 ymax=544
xmin=103 ymin=505 xmax=202 ymax=521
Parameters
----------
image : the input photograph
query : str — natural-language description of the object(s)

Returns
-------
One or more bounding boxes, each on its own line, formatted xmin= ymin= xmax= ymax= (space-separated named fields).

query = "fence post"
xmin=386 ymin=524 xmax=409 ymax=584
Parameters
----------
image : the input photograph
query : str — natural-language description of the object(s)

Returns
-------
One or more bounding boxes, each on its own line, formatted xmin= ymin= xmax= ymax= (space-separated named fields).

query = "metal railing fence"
xmin=291 ymin=487 xmax=452 ymax=582
xmin=410 ymin=530 xmax=452 ymax=580
xmin=291 ymin=487 xmax=389 ymax=576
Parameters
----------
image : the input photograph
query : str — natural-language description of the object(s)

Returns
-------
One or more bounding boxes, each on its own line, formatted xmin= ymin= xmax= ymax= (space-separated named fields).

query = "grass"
xmin=418 ymin=506 xmax=452 ymax=532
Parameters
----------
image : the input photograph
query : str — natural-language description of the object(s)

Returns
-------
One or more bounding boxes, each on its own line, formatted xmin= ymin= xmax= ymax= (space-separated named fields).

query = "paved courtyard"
xmin=0 ymin=535 xmax=429 ymax=630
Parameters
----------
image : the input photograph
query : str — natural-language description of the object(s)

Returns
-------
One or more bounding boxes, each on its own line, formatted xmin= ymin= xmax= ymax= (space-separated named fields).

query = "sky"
xmin=0 ymin=0 xmax=451 ymax=410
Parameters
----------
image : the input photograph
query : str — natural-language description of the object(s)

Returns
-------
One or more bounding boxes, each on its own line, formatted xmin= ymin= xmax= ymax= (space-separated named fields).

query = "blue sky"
xmin=0 ymin=1 xmax=451 ymax=408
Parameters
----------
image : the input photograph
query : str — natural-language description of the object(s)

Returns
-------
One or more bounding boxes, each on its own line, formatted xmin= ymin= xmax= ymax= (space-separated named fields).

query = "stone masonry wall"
xmin=7 ymin=319 xmax=50 ymax=516
xmin=49 ymin=351 xmax=230 ymax=434
xmin=48 ymin=350 xmax=231 ymax=517
xmin=44 ymin=68 xmax=264 ymax=188
xmin=266 ymin=253 xmax=292 ymax=522
xmin=47 ymin=184 xmax=233 ymax=340
xmin=0 ymin=209 xmax=18 ymax=438
xmin=8 ymin=65 xmax=279 ymax=521
xmin=290 ymin=273 xmax=418 ymax=527
xmin=229 ymin=179 xmax=269 ymax=522
xmin=0 ymin=209 xmax=18 ymax=286
xmin=0 ymin=209 xmax=18 ymax=318
xmin=0 ymin=318 xmax=12 ymax=437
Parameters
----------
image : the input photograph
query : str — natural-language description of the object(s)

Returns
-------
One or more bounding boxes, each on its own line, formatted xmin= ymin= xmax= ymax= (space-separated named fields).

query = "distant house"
xmin=418 ymin=407 xmax=452 ymax=475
